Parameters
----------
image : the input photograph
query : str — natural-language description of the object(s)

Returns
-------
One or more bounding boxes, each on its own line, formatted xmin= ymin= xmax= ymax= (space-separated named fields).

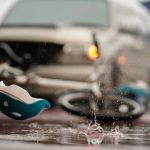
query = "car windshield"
xmin=2 ymin=0 xmax=109 ymax=27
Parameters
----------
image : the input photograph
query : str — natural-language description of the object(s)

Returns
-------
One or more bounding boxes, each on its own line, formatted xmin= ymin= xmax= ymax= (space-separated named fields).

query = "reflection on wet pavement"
xmin=0 ymin=108 xmax=149 ymax=150
xmin=0 ymin=120 xmax=150 ymax=149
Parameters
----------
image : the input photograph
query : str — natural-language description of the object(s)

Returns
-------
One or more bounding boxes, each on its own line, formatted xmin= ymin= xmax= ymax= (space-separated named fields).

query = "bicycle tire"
xmin=58 ymin=91 xmax=145 ymax=121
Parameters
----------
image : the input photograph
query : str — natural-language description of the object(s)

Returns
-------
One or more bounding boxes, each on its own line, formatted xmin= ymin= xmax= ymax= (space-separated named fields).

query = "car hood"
xmin=0 ymin=26 xmax=115 ymax=45
xmin=0 ymin=26 xmax=130 ymax=61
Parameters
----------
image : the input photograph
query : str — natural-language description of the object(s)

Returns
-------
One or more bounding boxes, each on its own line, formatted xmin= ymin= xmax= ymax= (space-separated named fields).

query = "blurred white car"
xmin=0 ymin=0 xmax=150 ymax=91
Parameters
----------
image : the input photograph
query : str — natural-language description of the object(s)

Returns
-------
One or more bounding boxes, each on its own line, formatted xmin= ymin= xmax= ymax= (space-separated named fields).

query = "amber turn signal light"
xmin=87 ymin=44 xmax=99 ymax=60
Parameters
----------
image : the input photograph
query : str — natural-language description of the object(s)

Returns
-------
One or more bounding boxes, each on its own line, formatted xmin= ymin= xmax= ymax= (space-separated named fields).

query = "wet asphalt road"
xmin=0 ymin=107 xmax=150 ymax=150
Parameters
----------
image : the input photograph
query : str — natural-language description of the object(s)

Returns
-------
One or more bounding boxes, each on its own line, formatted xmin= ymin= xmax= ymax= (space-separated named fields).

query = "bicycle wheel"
xmin=58 ymin=91 xmax=145 ymax=121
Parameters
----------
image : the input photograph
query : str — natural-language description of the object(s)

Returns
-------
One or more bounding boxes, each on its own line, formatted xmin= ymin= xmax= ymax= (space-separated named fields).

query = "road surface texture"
xmin=0 ymin=106 xmax=150 ymax=150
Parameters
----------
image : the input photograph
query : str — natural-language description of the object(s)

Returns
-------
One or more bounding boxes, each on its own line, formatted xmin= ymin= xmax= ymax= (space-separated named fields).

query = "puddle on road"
xmin=0 ymin=121 xmax=150 ymax=147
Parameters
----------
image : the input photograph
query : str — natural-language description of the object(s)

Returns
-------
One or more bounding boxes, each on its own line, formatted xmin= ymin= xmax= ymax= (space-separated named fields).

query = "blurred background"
xmin=0 ymin=0 xmax=150 ymax=149
xmin=0 ymin=0 xmax=150 ymax=96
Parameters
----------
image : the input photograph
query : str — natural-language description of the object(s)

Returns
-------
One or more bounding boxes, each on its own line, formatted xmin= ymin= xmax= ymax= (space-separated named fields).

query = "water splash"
xmin=28 ymin=121 xmax=123 ymax=146
xmin=82 ymin=119 xmax=104 ymax=146
xmin=106 ymin=126 xmax=123 ymax=145
xmin=82 ymin=118 xmax=123 ymax=147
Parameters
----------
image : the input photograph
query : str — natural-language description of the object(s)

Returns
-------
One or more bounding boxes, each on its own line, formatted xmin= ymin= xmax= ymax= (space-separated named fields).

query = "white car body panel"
xmin=0 ymin=0 xmax=150 ymax=85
